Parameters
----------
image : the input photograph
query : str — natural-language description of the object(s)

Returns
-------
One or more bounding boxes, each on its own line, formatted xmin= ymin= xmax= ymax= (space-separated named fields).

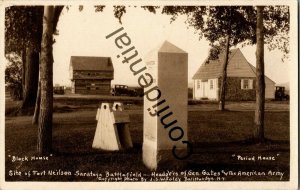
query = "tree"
xmin=37 ymin=6 xmax=55 ymax=154
xmin=21 ymin=47 xmax=39 ymax=112
xmin=253 ymin=6 xmax=289 ymax=142
xmin=5 ymin=6 xmax=43 ymax=113
xmin=32 ymin=6 xmax=64 ymax=124
xmin=254 ymin=6 xmax=265 ymax=142
xmin=202 ymin=7 xmax=256 ymax=111
xmin=36 ymin=5 xmax=104 ymax=153
xmin=162 ymin=6 xmax=257 ymax=111
xmin=5 ymin=54 xmax=23 ymax=100
xmin=32 ymin=81 xmax=41 ymax=124
xmin=161 ymin=6 xmax=289 ymax=111
xmin=5 ymin=6 xmax=65 ymax=116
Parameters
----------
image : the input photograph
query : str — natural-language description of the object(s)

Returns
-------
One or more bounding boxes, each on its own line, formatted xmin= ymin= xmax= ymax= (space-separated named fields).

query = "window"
xmin=243 ymin=79 xmax=249 ymax=89
xmin=197 ymin=80 xmax=201 ymax=89
xmin=210 ymin=80 xmax=214 ymax=89
xmin=241 ymin=79 xmax=253 ymax=89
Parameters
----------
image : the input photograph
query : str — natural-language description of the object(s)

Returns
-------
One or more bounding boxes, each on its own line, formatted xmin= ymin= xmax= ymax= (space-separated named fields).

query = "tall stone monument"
xmin=143 ymin=41 xmax=188 ymax=170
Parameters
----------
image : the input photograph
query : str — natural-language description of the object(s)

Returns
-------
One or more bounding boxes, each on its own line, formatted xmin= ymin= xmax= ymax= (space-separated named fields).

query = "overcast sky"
xmin=53 ymin=5 xmax=290 ymax=87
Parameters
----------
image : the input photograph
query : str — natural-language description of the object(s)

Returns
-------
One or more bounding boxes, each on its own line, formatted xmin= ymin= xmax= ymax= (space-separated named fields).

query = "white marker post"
xmin=93 ymin=102 xmax=132 ymax=151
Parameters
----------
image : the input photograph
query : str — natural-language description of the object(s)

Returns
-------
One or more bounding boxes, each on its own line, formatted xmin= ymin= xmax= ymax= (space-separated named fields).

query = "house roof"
xmin=70 ymin=56 xmax=114 ymax=71
xmin=192 ymin=48 xmax=275 ymax=84
xmin=192 ymin=49 xmax=239 ymax=80
xmin=246 ymin=61 xmax=275 ymax=84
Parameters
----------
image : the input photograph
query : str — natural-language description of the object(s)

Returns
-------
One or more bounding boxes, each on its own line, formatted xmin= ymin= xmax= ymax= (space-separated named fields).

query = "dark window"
xmin=241 ymin=79 xmax=253 ymax=90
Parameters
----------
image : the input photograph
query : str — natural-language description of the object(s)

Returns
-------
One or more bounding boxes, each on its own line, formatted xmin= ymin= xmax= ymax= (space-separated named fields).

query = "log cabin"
xmin=69 ymin=56 xmax=114 ymax=95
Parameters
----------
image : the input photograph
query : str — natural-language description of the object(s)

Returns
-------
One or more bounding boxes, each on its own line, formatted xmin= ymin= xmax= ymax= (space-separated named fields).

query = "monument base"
xmin=142 ymin=140 xmax=188 ymax=171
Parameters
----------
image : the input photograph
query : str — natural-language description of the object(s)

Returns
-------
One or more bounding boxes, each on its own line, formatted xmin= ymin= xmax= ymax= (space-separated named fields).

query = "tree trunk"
xmin=20 ymin=47 xmax=39 ymax=113
xmin=218 ymin=34 xmax=230 ymax=111
xmin=32 ymin=81 xmax=41 ymax=124
xmin=37 ymin=6 xmax=54 ymax=154
xmin=33 ymin=56 xmax=41 ymax=124
xmin=253 ymin=6 xmax=265 ymax=143
xmin=21 ymin=48 xmax=26 ymax=100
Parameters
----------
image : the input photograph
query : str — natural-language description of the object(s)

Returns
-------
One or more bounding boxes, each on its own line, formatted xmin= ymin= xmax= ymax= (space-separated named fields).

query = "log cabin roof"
xmin=192 ymin=48 xmax=275 ymax=84
xmin=70 ymin=56 xmax=114 ymax=71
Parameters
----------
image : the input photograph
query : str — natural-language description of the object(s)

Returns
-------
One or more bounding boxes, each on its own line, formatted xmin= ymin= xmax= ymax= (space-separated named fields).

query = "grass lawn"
xmin=5 ymin=98 xmax=290 ymax=181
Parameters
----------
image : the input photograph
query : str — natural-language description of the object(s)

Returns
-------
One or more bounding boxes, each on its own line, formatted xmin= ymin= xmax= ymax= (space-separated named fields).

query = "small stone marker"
xmin=93 ymin=102 xmax=133 ymax=151
xmin=143 ymin=41 xmax=188 ymax=170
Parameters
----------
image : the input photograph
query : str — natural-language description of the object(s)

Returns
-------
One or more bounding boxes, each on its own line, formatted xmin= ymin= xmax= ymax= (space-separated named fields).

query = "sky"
xmin=53 ymin=5 xmax=290 ymax=87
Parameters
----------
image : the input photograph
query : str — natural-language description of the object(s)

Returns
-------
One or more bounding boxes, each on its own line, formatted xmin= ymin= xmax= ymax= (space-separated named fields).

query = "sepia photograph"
xmin=1 ymin=1 xmax=298 ymax=189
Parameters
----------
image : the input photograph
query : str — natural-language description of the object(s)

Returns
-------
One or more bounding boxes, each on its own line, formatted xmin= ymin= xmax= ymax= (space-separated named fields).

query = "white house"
xmin=192 ymin=48 xmax=275 ymax=101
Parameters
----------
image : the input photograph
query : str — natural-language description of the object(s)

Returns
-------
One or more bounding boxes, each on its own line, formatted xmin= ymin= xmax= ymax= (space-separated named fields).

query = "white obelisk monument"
xmin=143 ymin=41 xmax=188 ymax=170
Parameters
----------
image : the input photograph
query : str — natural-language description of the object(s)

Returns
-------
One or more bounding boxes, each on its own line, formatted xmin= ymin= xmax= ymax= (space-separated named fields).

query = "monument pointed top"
xmin=158 ymin=41 xmax=187 ymax=54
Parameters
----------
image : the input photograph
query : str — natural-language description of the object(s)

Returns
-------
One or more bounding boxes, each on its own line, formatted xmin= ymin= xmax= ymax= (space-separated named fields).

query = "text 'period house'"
xmin=69 ymin=56 xmax=114 ymax=95
xmin=192 ymin=48 xmax=275 ymax=101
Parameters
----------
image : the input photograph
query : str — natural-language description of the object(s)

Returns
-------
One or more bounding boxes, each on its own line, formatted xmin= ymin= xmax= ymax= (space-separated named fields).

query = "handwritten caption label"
xmin=7 ymin=169 xmax=285 ymax=181
xmin=7 ymin=154 xmax=53 ymax=162
xmin=232 ymin=154 xmax=281 ymax=162
xmin=6 ymin=154 xmax=286 ymax=181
